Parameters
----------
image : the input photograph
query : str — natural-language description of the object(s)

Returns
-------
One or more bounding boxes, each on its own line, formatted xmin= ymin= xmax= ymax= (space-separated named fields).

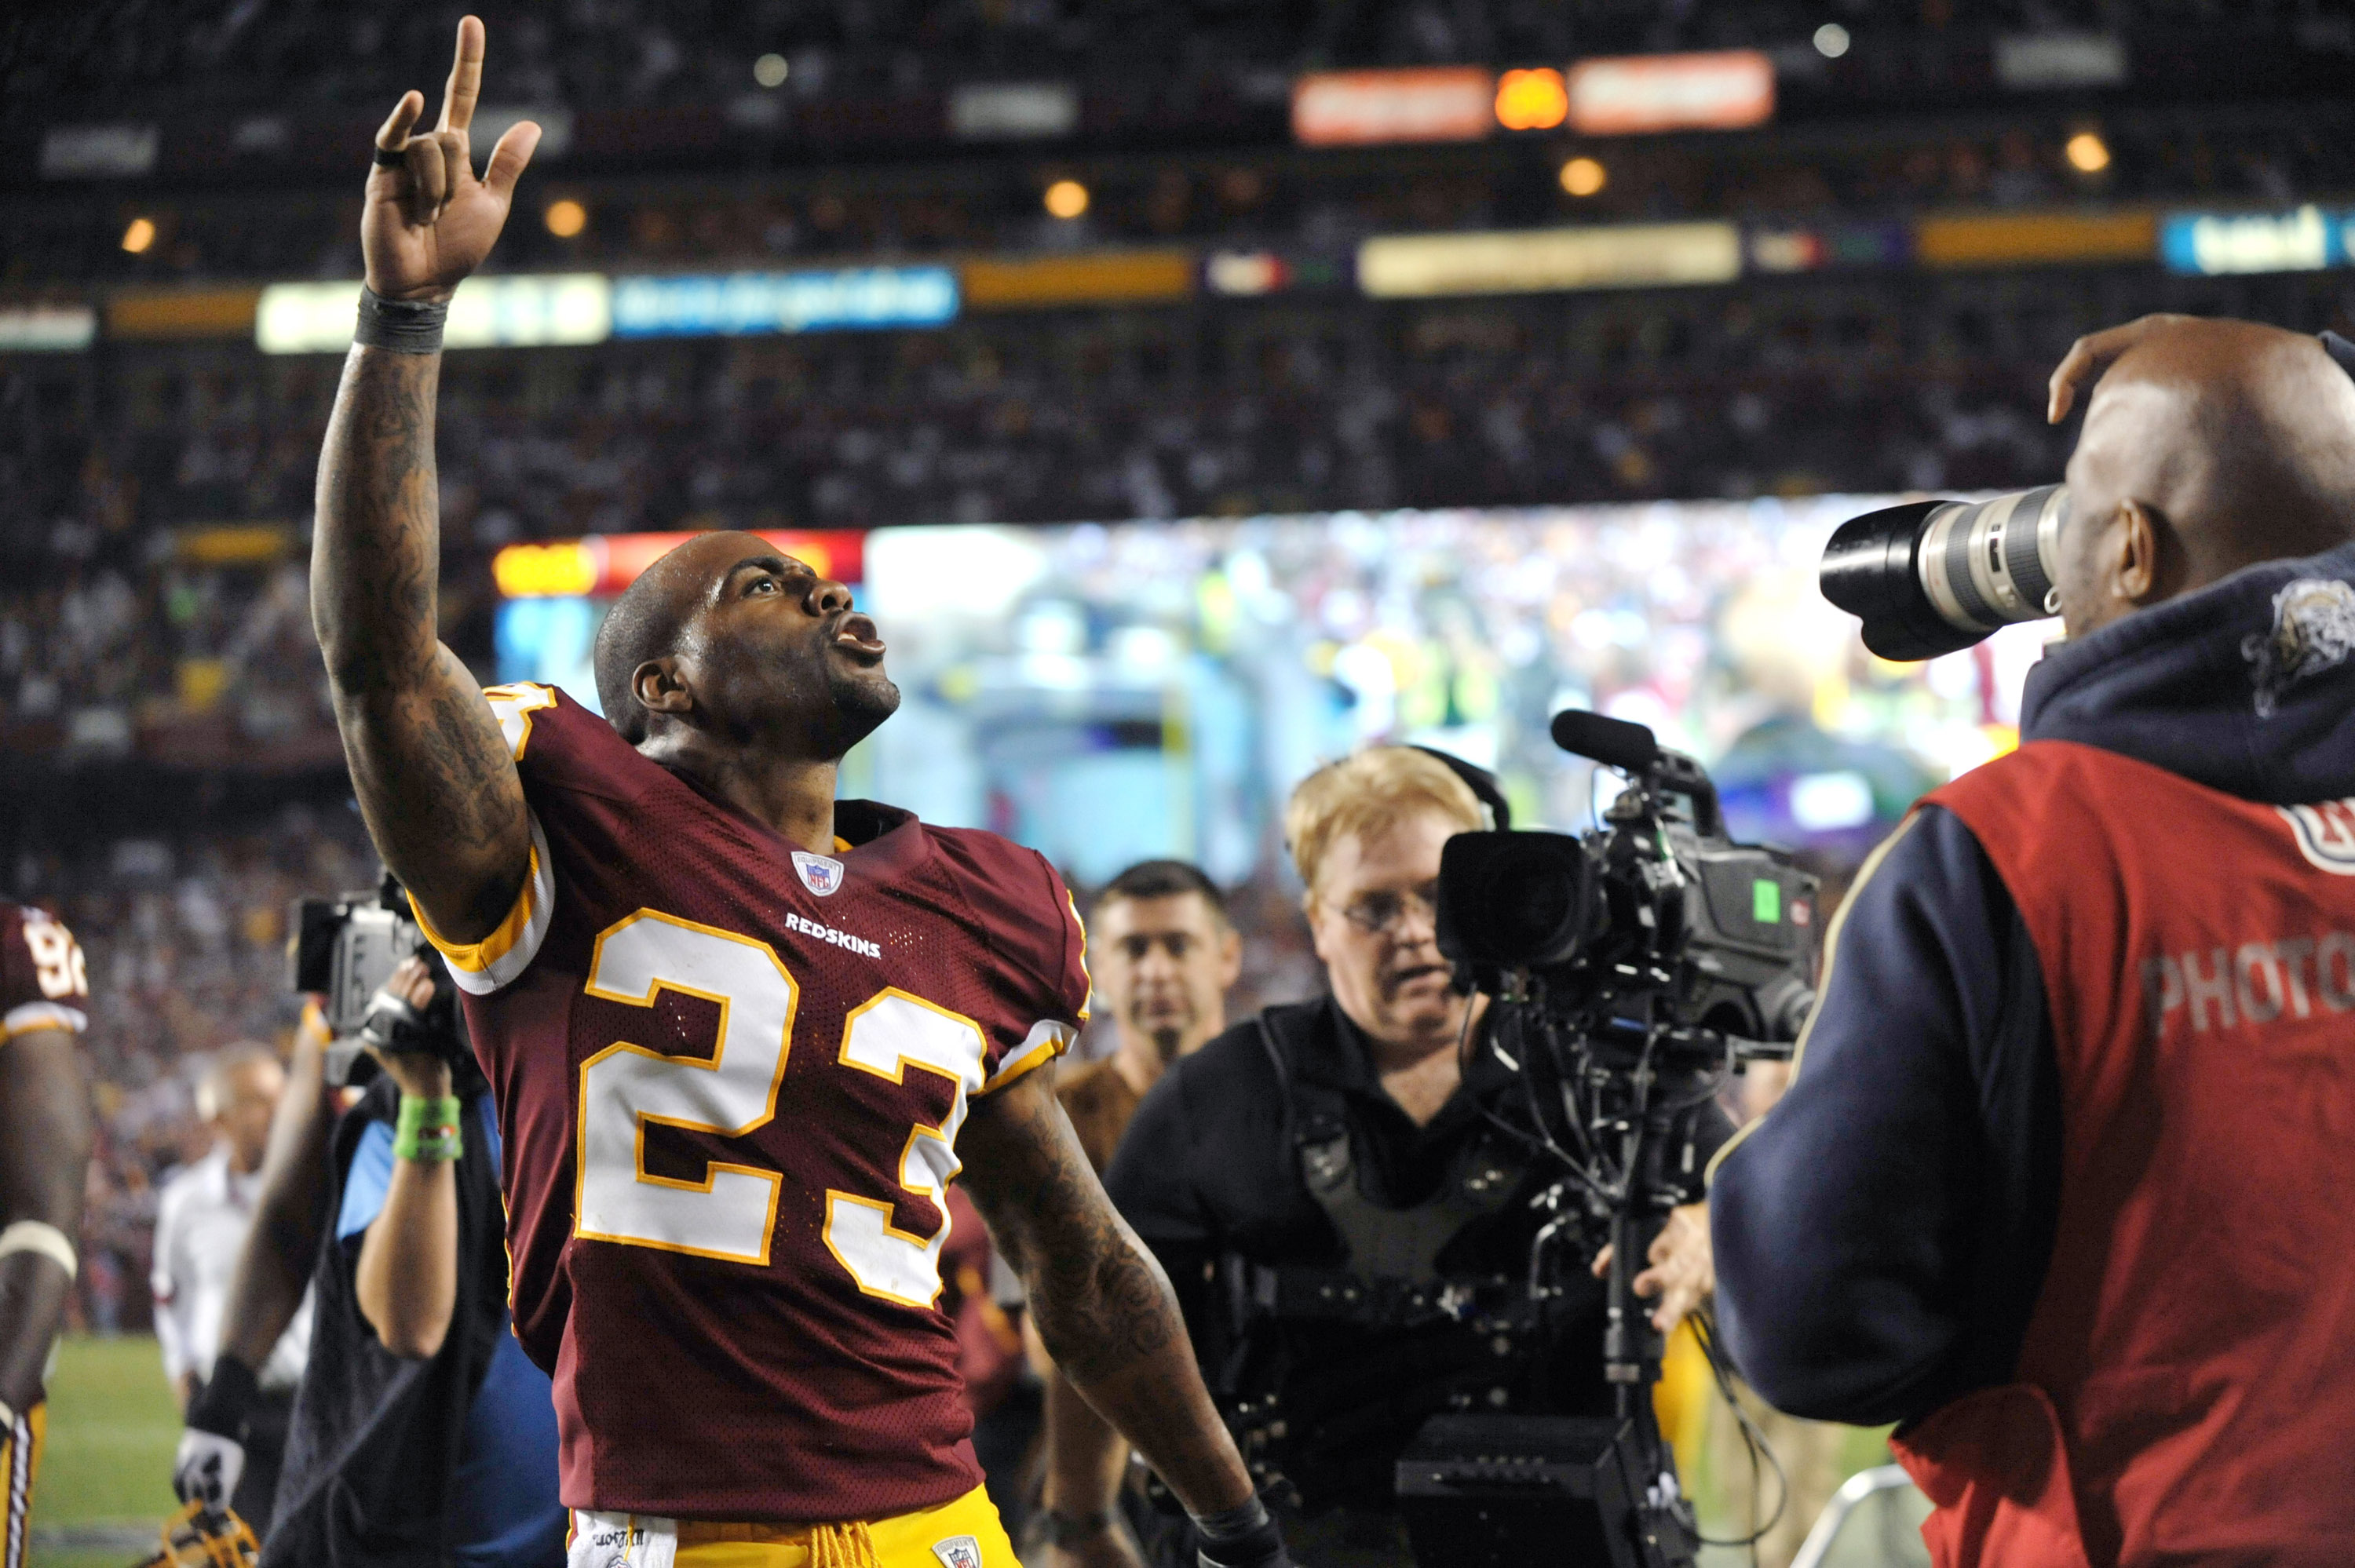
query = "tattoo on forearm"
xmin=965 ymin=1089 xmax=1177 ymax=1384
xmin=316 ymin=347 xmax=441 ymax=691
xmin=314 ymin=345 xmax=529 ymax=935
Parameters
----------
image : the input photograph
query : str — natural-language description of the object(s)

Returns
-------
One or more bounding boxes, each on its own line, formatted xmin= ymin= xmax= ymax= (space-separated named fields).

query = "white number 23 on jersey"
xmin=573 ymin=910 xmax=988 ymax=1307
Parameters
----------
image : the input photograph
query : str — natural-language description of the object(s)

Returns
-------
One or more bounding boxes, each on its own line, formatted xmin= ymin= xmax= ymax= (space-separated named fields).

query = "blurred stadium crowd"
xmin=9 ymin=108 xmax=2353 ymax=284
xmin=5 ymin=270 xmax=2350 ymax=755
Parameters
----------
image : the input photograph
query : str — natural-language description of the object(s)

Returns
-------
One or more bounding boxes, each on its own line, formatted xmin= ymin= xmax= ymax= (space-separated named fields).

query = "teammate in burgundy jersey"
xmin=0 ymin=904 xmax=94 ymax=1568
xmin=312 ymin=20 xmax=1283 ymax=1567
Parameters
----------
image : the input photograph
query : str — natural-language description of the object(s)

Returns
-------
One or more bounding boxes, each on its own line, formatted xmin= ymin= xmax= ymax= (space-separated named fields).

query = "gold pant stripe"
xmin=3 ymin=1403 xmax=46 ymax=1568
xmin=675 ymin=1483 xmax=1017 ymax=1568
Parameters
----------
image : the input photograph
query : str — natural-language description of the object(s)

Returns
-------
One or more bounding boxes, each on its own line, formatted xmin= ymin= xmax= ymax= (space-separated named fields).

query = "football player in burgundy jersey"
xmin=309 ymin=19 xmax=1287 ymax=1568
xmin=0 ymin=903 xmax=94 ymax=1568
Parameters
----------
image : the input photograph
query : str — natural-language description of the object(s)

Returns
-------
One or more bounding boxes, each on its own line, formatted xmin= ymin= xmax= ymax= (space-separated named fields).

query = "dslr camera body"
xmin=288 ymin=877 xmax=469 ymax=1085
xmin=1394 ymin=712 xmax=1820 ymax=1568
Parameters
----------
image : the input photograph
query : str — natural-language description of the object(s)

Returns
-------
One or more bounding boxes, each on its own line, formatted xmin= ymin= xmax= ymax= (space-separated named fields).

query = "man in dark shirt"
xmin=1058 ymin=749 xmax=1726 ymax=1567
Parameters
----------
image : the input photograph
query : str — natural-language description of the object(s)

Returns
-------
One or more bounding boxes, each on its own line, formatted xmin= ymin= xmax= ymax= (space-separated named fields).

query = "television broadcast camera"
xmin=1402 ymin=711 xmax=1820 ymax=1568
xmin=287 ymin=876 xmax=469 ymax=1085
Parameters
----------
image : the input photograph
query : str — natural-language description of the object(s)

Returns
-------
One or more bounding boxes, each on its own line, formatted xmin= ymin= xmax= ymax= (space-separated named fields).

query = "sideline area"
xmin=28 ymin=1336 xmax=180 ymax=1568
xmin=24 ymin=1333 xmax=1906 ymax=1568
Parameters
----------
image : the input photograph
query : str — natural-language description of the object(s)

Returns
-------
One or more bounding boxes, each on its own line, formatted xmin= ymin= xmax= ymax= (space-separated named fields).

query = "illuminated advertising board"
xmin=257 ymin=275 xmax=612 ymax=353
xmin=1747 ymin=222 xmax=1910 ymax=273
xmin=1565 ymin=51 xmax=1774 ymax=135
xmin=1915 ymin=210 xmax=2156 ymax=269
xmin=1358 ymin=222 xmax=1740 ymax=297
xmin=493 ymin=529 xmax=865 ymax=599
xmin=1291 ymin=67 xmax=1496 ymax=146
xmin=2160 ymin=206 xmax=2355 ymax=275
xmin=111 ymin=288 xmax=263 ymax=341
xmin=959 ymin=251 xmax=1192 ymax=309
xmin=0 ymin=304 xmax=96 ymax=352
xmin=610 ymin=268 xmax=958 ymax=336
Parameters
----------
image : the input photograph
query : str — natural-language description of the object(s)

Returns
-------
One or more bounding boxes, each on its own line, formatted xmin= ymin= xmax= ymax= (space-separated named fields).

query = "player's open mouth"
xmin=832 ymin=614 xmax=887 ymax=661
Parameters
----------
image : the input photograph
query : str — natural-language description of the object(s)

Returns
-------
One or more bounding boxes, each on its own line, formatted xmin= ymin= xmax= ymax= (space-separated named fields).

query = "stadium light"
xmin=1559 ymin=157 xmax=1607 ymax=197
xmin=754 ymin=53 xmax=790 ymax=88
xmin=1814 ymin=23 xmax=1851 ymax=58
xmin=2066 ymin=131 xmax=2112 ymax=174
xmin=1494 ymin=68 xmax=1568 ymax=132
xmin=1043 ymin=179 xmax=1090 ymax=219
xmin=121 ymin=217 xmax=156 ymax=254
xmin=545 ymin=199 xmax=588 ymax=238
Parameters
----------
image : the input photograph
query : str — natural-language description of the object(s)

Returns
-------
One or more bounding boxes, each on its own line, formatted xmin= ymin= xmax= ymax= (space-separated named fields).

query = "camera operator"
xmin=1069 ymin=749 xmax=1729 ymax=1567
xmin=1711 ymin=316 xmax=2355 ymax=1566
xmin=179 ymin=957 xmax=563 ymax=1566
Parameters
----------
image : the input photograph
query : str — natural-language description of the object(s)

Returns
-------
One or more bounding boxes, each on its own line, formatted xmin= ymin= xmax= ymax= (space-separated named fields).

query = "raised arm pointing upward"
xmin=311 ymin=15 xmax=540 ymax=945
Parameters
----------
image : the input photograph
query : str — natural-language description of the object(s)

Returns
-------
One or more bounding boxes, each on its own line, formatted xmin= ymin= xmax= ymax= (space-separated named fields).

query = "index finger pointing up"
xmin=438 ymin=13 xmax=487 ymax=133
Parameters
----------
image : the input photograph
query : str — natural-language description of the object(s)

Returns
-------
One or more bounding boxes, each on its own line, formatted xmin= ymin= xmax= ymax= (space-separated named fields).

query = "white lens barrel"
xmin=1915 ymin=485 xmax=2068 ymax=636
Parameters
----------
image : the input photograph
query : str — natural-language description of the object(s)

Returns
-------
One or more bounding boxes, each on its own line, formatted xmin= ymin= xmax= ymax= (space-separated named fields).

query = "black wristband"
xmin=1192 ymin=1495 xmax=1289 ymax=1568
xmin=186 ymin=1354 xmax=260 ymax=1439
xmin=355 ymin=285 xmax=449 ymax=354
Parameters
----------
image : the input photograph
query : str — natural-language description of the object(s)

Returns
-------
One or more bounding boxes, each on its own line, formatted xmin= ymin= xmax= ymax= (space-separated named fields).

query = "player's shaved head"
xmin=592 ymin=530 xmax=897 ymax=767
xmin=593 ymin=535 xmax=720 ymax=742
xmin=2059 ymin=319 xmax=2355 ymax=636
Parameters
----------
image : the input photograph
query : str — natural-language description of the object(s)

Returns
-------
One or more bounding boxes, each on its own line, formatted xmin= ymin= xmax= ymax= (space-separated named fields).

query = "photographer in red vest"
xmin=1710 ymin=315 xmax=2355 ymax=1568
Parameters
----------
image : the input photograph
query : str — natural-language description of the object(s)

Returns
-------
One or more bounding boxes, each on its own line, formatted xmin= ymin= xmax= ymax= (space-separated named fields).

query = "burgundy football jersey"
xmin=420 ymin=684 xmax=1090 ymax=1524
xmin=0 ymin=903 xmax=89 ymax=1044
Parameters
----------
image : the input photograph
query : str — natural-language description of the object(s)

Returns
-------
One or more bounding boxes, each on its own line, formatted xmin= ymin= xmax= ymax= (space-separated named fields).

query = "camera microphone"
xmin=1549 ymin=710 xmax=1659 ymax=775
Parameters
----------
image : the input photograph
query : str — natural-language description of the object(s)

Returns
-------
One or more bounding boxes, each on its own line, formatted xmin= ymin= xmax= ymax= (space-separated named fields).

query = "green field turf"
xmin=29 ymin=1335 xmax=181 ymax=1568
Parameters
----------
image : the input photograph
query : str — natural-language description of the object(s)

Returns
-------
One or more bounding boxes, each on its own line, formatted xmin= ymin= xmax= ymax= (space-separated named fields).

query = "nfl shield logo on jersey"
xmin=791 ymin=850 xmax=845 ymax=897
xmin=930 ymin=1537 xmax=984 ymax=1568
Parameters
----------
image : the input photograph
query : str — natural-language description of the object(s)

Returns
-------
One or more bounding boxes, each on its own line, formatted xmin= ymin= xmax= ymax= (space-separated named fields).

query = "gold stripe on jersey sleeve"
xmin=980 ymin=1018 xmax=1078 ymax=1096
xmin=0 ymin=1002 xmax=86 ymax=1041
xmin=410 ymin=811 xmax=557 ymax=997
xmin=480 ymin=681 xmax=558 ymax=761
xmin=1067 ymin=888 xmax=1092 ymax=1024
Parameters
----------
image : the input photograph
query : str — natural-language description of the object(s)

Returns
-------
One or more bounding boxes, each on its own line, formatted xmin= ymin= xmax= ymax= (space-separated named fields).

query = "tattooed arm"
xmin=312 ymin=16 xmax=541 ymax=940
xmin=958 ymin=1073 xmax=1255 ymax=1521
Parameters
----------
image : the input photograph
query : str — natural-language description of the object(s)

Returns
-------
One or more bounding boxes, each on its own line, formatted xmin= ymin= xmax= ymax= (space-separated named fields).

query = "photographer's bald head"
xmin=2058 ymin=317 xmax=2355 ymax=638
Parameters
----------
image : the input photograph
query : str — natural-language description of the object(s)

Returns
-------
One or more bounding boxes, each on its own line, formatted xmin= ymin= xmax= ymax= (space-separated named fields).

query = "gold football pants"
xmin=572 ymin=1483 xmax=1020 ymax=1568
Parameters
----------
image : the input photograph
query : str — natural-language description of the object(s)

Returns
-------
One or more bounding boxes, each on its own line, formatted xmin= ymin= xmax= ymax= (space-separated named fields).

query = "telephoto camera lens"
xmin=1820 ymin=484 xmax=2069 ymax=660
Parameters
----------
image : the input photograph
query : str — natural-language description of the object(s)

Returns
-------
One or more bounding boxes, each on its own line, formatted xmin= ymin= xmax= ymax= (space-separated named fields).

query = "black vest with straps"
xmin=1209 ymin=1001 xmax=1606 ymax=1514
xmin=1222 ymin=1009 xmax=1535 ymax=1333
